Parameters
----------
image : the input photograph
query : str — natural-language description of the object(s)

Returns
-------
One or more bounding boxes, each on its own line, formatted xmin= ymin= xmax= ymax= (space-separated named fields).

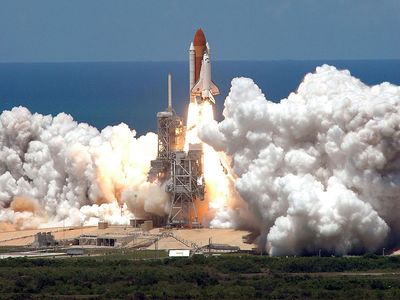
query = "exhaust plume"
xmin=0 ymin=107 xmax=168 ymax=230
xmin=199 ymin=65 xmax=400 ymax=256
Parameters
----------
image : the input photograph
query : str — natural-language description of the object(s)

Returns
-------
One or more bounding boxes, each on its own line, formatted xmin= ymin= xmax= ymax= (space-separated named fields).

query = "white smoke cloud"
xmin=0 ymin=107 xmax=168 ymax=231
xmin=199 ymin=65 xmax=400 ymax=256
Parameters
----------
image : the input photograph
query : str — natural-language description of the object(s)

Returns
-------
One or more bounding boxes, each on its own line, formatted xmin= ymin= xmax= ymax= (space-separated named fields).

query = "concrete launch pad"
xmin=0 ymin=226 xmax=255 ymax=252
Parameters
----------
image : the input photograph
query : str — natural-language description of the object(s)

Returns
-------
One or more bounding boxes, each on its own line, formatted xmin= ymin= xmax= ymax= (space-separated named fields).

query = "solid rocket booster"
xmin=189 ymin=42 xmax=195 ymax=93
xmin=189 ymin=28 xmax=219 ymax=104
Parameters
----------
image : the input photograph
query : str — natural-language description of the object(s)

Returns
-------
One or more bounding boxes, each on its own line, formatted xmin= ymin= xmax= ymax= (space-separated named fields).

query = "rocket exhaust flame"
xmin=184 ymin=101 xmax=233 ymax=228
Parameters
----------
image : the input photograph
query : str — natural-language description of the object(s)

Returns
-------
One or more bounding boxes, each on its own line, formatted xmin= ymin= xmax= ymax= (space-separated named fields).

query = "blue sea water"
xmin=0 ymin=60 xmax=399 ymax=135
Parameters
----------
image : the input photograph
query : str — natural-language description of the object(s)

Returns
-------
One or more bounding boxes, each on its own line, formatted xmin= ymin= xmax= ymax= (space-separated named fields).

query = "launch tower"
xmin=149 ymin=74 xmax=205 ymax=227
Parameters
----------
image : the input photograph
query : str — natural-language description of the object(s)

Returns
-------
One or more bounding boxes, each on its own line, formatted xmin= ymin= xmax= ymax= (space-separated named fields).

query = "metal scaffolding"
xmin=166 ymin=148 xmax=204 ymax=227
xmin=149 ymin=74 xmax=205 ymax=228
xmin=148 ymin=111 xmax=184 ymax=183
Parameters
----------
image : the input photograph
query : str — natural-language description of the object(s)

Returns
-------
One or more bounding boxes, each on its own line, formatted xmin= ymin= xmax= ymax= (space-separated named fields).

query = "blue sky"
xmin=0 ymin=0 xmax=399 ymax=62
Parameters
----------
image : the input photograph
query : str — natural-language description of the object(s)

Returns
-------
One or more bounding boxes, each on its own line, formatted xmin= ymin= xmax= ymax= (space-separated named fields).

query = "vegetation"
xmin=0 ymin=246 xmax=33 ymax=253
xmin=1 ymin=253 xmax=400 ymax=299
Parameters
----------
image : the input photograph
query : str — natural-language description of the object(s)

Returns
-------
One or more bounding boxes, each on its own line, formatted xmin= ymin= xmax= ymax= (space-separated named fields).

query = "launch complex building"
xmin=149 ymin=29 xmax=219 ymax=228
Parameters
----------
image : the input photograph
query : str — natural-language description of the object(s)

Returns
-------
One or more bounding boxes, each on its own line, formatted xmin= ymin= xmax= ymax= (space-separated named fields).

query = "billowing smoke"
xmin=0 ymin=107 xmax=168 ymax=231
xmin=199 ymin=65 xmax=400 ymax=256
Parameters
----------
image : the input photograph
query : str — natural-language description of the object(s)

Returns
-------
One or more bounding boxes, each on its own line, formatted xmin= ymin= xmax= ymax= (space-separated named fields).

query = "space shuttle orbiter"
xmin=189 ymin=28 xmax=219 ymax=104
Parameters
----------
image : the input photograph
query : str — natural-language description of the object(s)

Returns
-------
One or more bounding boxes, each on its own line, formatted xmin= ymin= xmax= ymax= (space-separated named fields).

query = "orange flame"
xmin=185 ymin=101 xmax=230 ymax=225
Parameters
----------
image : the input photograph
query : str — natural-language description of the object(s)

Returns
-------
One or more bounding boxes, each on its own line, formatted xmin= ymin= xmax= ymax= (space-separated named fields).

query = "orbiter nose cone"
xmin=193 ymin=28 xmax=206 ymax=46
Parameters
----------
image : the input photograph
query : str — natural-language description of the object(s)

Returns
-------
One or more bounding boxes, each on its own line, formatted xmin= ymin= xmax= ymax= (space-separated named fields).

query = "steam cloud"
xmin=0 ymin=107 xmax=167 ymax=231
xmin=199 ymin=65 xmax=400 ymax=256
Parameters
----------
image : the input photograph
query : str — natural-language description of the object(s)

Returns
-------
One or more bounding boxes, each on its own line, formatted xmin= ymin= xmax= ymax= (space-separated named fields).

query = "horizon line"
xmin=1 ymin=58 xmax=400 ymax=64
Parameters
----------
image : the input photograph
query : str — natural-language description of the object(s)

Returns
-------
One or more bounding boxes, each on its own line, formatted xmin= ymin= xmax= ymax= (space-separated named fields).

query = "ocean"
xmin=0 ymin=60 xmax=399 ymax=135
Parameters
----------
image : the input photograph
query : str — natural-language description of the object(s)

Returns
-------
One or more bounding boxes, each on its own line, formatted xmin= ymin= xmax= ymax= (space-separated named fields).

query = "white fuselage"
xmin=190 ymin=52 xmax=219 ymax=104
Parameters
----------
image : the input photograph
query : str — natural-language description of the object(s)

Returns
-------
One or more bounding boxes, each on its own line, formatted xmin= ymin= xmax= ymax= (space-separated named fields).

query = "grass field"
xmin=1 ymin=253 xmax=400 ymax=299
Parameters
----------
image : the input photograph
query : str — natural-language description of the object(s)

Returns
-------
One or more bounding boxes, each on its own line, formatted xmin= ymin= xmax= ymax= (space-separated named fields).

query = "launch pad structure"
xmin=149 ymin=74 xmax=205 ymax=228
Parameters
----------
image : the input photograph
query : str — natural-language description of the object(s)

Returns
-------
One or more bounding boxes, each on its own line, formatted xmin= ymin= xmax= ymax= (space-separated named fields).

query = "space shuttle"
xmin=189 ymin=29 xmax=219 ymax=104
